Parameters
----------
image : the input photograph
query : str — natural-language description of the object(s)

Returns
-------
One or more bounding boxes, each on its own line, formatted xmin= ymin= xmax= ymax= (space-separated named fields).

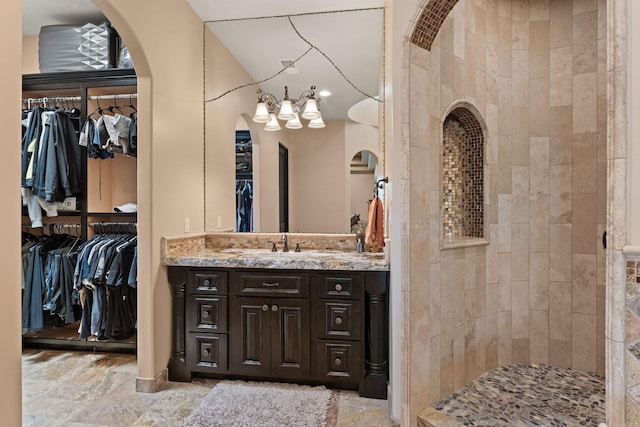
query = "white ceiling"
xmin=23 ymin=0 xmax=384 ymax=121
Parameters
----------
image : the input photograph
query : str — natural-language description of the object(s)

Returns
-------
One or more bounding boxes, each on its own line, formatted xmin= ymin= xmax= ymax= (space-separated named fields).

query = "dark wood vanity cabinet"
xmin=168 ymin=266 xmax=389 ymax=399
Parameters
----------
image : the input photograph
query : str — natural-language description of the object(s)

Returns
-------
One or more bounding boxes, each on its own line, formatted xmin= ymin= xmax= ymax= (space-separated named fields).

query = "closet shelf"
xmin=87 ymin=212 xmax=137 ymax=217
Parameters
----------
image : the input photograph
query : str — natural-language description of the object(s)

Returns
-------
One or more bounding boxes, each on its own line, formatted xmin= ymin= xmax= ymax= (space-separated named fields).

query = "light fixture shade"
xmin=285 ymin=113 xmax=303 ymax=129
xmin=253 ymin=102 xmax=271 ymax=123
xmin=264 ymin=113 xmax=281 ymax=131
xmin=301 ymin=98 xmax=321 ymax=120
xmin=308 ymin=116 xmax=326 ymax=128
xmin=277 ymin=100 xmax=296 ymax=120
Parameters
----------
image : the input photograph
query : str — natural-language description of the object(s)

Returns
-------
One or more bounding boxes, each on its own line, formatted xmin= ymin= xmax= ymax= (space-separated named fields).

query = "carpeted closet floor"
xmin=22 ymin=349 xmax=389 ymax=426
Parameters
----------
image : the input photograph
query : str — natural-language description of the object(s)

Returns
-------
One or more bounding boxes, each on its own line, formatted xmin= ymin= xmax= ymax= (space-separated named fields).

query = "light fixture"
xmin=285 ymin=113 xmax=303 ymax=129
xmin=253 ymin=85 xmax=323 ymax=130
xmin=264 ymin=113 xmax=281 ymax=131
xmin=308 ymin=116 xmax=326 ymax=129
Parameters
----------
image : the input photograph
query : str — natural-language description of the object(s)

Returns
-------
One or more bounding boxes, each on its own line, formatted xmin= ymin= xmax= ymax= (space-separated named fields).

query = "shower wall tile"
xmin=529 ymin=251 xmax=549 ymax=310
xmin=498 ymin=252 xmax=512 ymax=311
xmin=440 ymin=362 xmax=454 ymax=397
xmin=530 ymin=309 xmax=550 ymax=363
xmin=572 ymin=313 xmax=596 ymax=372
xmin=550 ymin=0 xmax=573 ymax=48
xmin=550 ymin=339 xmax=573 ymax=367
xmin=486 ymin=44 xmax=499 ymax=103
xmin=572 ymin=72 xmax=598 ymax=134
xmin=572 ymin=193 xmax=597 ymax=254
xmin=572 ymin=253 xmax=597 ymax=315
xmin=573 ymin=132 xmax=598 ymax=194
xmin=530 ymin=0 xmax=550 ymax=21
xmin=550 ymin=281 xmax=573 ymax=341
xmin=550 ymin=47 xmax=573 ymax=107
xmin=485 ymin=283 xmax=499 ymax=369
xmin=498 ymin=136 xmax=513 ymax=194
xmin=429 ymin=335 xmax=442 ymax=402
xmin=498 ymin=194 xmax=512 ymax=252
xmin=498 ymin=76 xmax=513 ymax=135
xmin=430 ymin=263 xmax=442 ymax=338
xmin=465 ymin=248 xmax=477 ymax=290
xmin=512 ymin=338 xmax=530 ymax=364
xmin=549 ymin=105 xmax=574 ymax=165
xmin=476 ymin=260 xmax=487 ymax=317
xmin=550 ymin=164 xmax=573 ymax=224
xmin=529 ymin=79 xmax=550 ymax=136
xmin=453 ymin=324 xmax=466 ymax=390
xmin=440 ymin=294 xmax=454 ymax=369
xmin=511 ymin=0 xmax=530 ymax=49
xmin=530 ymin=20 xmax=550 ymax=79
xmin=573 ymin=10 xmax=598 ymax=74
xmin=476 ymin=317 xmax=487 ymax=373
xmin=512 ymin=224 xmax=530 ymax=280
xmin=573 ymin=0 xmax=598 ymax=16
xmin=512 ymin=279 xmax=530 ymax=338
xmin=529 ymin=195 xmax=550 ymax=252
xmin=498 ymin=17 xmax=513 ymax=77
xmin=596 ymin=284 xmax=605 ymax=375
xmin=550 ymin=224 xmax=572 ymax=282
xmin=512 ymin=49 xmax=530 ymax=107
xmin=530 ymin=136 xmax=550 ymax=195
xmin=512 ymin=107 xmax=531 ymax=165
xmin=498 ymin=310 xmax=513 ymax=365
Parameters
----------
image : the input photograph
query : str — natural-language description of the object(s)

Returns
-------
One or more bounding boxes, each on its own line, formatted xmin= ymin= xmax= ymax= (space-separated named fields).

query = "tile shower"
xmin=403 ymin=0 xmax=606 ymax=423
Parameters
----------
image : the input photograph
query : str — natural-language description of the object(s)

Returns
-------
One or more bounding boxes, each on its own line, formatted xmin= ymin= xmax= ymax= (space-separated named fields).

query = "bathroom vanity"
xmin=163 ymin=233 xmax=389 ymax=399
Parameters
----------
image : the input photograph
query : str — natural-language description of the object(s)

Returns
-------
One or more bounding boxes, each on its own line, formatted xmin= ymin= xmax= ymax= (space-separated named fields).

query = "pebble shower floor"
xmin=434 ymin=364 xmax=605 ymax=426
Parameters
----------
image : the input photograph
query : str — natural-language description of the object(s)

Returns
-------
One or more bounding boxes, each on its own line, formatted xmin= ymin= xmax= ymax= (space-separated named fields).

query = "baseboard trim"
xmin=136 ymin=368 xmax=168 ymax=393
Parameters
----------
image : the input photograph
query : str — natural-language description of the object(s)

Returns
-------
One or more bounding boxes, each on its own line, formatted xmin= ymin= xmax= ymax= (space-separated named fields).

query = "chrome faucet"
xmin=281 ymin=234 xmax=289 ymax=252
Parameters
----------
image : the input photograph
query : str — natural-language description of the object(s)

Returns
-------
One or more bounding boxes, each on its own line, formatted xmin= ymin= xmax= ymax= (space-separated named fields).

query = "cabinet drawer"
xmin=187 ymin=296 xmax=227 ymax=332
xmin=314 ymin=300 xmax=362 ymax=340
xmin=187 ymin=333 xmax=228 ymax=373
xmin=315 ymin=273 xmax=363 ymax=299
xmin=188 ymin=270 xmax=228 ymax=294
xmin=315 ymin=340 xmax=362 ymax=384
xmin=232 ymin=271 xmax=309 ymax=297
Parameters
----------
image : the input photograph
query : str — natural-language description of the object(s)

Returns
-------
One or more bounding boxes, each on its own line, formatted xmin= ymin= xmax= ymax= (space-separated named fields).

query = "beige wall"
xmin=22 ymin=35 xmax=38 ymax=74
xmin=404 ymin=0 xmax=606 ymax=423
xmin=288 ymin=121 xmax=347 ymax=233
xmin=1 ymin=1 xmax=23 ymax=425
xmin=93 ymin=0 xmax=205 ymax=386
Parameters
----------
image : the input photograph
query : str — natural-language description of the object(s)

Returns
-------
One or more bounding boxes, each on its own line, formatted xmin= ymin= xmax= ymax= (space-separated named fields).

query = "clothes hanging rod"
xmin=22 ymin=93 xmax=138 ymax=104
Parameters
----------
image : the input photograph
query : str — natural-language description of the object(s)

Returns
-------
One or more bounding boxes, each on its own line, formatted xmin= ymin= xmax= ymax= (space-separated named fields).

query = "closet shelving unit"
xmin=22 ymin=68 xmax=137 ymax=353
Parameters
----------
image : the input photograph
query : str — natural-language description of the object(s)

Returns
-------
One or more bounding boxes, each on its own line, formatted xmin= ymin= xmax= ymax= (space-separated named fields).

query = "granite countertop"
xmin=161 ymin=233 xmax=389 ymax=271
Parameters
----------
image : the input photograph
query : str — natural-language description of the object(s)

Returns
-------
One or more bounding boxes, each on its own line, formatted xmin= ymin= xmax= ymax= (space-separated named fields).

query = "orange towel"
xmin=365 ymin=196 xmax=385 ymax=252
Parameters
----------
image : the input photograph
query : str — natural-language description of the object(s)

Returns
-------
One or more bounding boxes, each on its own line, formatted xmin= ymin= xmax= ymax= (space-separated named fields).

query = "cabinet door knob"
xmin=203 ymin=279 xmax=210 ymax=287
xmin=335 ymin=316 xmax=343 ymax=325
xmin=262 ymin=304 xmax=269 ymax=312
xmin=271 ymin=304 xmax=279 ymax=312
xmin=335 ymin=357 xmax=342 ymax=366
xmin=202 ymin=310 xmax=210 ymax=319
xmin=202 ymin=348 xmax=210 ymax=356
xmin=335 ymin=283 xmax=343 ymax=292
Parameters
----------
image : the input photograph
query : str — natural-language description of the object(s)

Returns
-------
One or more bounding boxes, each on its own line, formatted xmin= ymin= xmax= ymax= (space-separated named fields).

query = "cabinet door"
xmin=270 ymin=298 xmax=310 ymax=380
xmin=229 ymin=296 xmax=270 ymax=376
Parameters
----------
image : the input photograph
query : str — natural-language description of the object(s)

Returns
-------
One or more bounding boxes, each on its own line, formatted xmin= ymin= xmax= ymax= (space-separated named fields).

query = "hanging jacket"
xmin=33 ymin=110 xmax=82 ymax=202
xmin=21 ymin=106 xmax=44 ymax=188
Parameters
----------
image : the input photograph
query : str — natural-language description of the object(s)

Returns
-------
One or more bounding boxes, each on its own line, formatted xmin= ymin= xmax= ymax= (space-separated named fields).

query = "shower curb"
xmin=417 ymin=408 xmax=460 ymax=427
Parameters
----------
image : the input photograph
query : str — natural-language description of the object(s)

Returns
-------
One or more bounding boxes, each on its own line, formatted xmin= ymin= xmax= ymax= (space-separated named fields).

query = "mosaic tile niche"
xmin=442 ymin=107 xmax=484 ymax=241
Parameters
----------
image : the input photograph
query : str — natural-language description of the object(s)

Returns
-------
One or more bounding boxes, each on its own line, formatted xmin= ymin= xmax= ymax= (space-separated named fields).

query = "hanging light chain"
xmin=204 ymin=7 xmax=383 ymax=104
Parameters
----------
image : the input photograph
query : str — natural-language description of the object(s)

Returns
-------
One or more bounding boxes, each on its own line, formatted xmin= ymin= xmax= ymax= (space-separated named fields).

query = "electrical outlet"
xmin=217 ymin=216 xmax=222 ymax=229
xmin=184 ymin=218 xmax=190 ymax=233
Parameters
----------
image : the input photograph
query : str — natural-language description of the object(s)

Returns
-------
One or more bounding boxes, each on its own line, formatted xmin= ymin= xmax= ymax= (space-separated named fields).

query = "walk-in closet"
xmin=21 ymin=69 xmax=138 ymax=353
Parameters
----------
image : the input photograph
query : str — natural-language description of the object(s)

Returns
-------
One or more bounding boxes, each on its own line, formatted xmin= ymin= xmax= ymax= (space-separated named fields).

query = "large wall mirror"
xmin=198 ymin=3 xmax=385 ymax=233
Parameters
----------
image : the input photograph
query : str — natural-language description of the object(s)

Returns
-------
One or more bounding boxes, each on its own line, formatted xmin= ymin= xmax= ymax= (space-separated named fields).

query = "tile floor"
xmin=434 ymin=364 xmax=605 ymax=426
xmin=22 ymin=349 xmax=390 ymax=427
